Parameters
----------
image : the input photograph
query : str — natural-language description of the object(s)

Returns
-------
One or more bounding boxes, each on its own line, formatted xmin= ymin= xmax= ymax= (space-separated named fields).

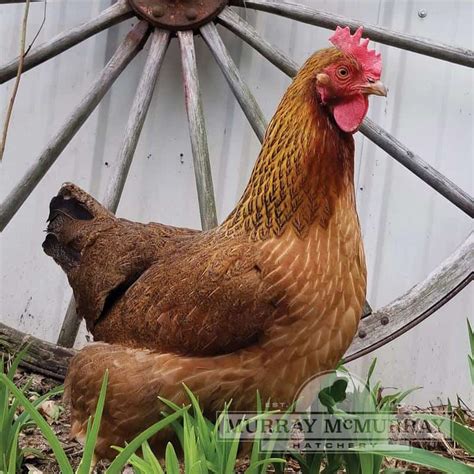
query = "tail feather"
xmin=43 ymin=233 xmax=81 ymax=272
xmin=43 ymin=183 xmax=113 ymax=267
xmin=48 ymin=194 xmax=94 ymax=222
xmin=42 ymin=183 xmax=195 ymax=332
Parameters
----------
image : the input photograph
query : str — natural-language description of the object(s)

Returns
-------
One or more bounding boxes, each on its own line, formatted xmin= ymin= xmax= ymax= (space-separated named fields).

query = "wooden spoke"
xmin=0 ymin=0 xmax=133 ymax=84
xmin=360 ymin=119 xmax=474 ymax=218
xmin=346 ymin=232 xmax=474 ymax=361
xmin=229 ymin=0 xmax=474 ymax=68
xmin=56 ymin=297 xmax=79 ymax=349
xmin=104 ymin=28 xmax=170 ymax=213
xmin=218 ymin=8 xmax=298 ymax=77
xmin=361 ymin=301 xmax=372 ymax=320
xmin=0 ymin=0 xmax=42 ymax=3
xmin=219 ymin=8 xmax=474 ymax=217
xmin=200 ymin=22 xmax=267 ymax=143
xmin=178 ymin=30 xmax=218 ymax=231
xmin=0 ymin=22 xmax=150 ymax=232
xmin=56 ymin=28 xmax=170 ymax=348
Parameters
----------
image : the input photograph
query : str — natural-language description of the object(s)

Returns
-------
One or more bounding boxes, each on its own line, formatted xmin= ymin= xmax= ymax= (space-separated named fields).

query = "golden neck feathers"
xmin=223 ymin=50 xmax=356 ymax=240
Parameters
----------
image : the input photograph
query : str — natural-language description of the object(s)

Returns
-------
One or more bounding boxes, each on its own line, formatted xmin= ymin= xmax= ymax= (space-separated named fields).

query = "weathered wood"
xmin=361 ymin=300 xmax=372 ymax=319
xmin=200 ymin=22 xmax=267 ymax=143
xmin=104 ymin=29 xmax=170 ymax=213
xmin=218 ymin=8 xmax=299 ymax=78
xmin=218 ymin=8 xmax=298 ymax=78
xmin=346 ymin=232 xmax=474 ymax=361
xmin=0 ymin=321 xmax=75 ymax=381
xmin=229 ymin=0 xmax=474 ymax=68
xmin=178 ymin=30 xmax=218 ymax=231
xmin=56 ymin=296 xmax=80 ymax=349
xmin=219 ymin=9 xmax=474 ymax=218
xmin=359 ymin=119 xmax=474 ymax=218
xmin=0 ymin=0 xmax=134 ymax=84
xmin=0 ymin=0 xmax=41 ymax=3
xmin=0 ymin=22 xmax=150 ymax=232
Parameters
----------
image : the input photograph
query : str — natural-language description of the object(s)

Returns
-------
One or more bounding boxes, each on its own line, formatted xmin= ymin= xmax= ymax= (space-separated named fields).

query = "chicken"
xmin=43 ymin=26 xmax=386 ymax=459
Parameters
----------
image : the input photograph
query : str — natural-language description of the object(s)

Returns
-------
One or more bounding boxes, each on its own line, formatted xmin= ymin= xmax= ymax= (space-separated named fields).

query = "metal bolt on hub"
xmin=128 ymin=0 xmax=228 ymax=31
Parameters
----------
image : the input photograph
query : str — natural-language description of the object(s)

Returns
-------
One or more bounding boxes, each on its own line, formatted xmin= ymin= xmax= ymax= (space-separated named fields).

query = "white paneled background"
xmin=1 ymin=1 xmax=472 ymax=405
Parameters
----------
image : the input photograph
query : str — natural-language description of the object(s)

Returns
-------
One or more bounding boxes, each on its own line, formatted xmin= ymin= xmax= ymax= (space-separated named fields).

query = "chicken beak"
xmin=361 ymin=80 xmax=388 ymax=97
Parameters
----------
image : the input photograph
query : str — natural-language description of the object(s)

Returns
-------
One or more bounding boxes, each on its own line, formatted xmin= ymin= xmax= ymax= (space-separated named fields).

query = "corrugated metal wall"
xmin=1 ymin=0 xmax=472 ymax=405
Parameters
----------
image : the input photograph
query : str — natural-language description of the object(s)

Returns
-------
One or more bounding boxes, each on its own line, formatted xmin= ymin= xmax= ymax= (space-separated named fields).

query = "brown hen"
xmin=43 ymin=26 xmax=386 ymax=459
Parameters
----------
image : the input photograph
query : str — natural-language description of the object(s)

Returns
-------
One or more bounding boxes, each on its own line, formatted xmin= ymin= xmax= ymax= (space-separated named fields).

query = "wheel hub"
xmin=128 ymin=0 xmax=228 ymax=31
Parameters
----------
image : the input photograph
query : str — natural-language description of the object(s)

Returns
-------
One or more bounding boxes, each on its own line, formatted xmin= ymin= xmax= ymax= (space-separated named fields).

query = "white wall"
xmin=1 ymin=0 xmax=472 ymax=405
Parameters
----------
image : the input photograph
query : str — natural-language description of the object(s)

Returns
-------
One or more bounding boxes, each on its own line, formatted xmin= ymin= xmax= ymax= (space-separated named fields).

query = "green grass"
xmin=0 ymin=349 xmax=473 ymax=473
xmin=127 ymin=386 xmax=286 ymax=474
xmin=0 ymin=345 xmax=63 ymax=473
xmin=286 ymin=358 xmax=421 ymax=474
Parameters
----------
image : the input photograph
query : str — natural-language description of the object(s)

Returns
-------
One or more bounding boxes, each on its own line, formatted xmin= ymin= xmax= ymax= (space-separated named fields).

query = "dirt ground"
xmin=13 ymin=369 xmax=474 ymax=474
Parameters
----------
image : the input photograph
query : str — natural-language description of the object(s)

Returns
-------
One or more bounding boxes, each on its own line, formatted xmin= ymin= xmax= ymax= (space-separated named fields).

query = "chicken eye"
xmin=336 ymin=67 xmax=349 ymax=79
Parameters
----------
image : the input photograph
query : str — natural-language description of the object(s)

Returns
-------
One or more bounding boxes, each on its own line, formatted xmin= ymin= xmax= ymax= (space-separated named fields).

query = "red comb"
xmin=329 ymin=26 xmax=382 ymax=79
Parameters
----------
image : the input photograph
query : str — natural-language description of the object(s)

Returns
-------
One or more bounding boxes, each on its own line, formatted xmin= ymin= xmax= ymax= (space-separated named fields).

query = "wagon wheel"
xmin=0 ymin=0 xmax=472 ymax=375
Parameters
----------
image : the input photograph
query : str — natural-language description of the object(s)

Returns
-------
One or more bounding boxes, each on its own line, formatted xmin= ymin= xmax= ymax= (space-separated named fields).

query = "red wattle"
xmin=333 ymin=94 xmax=368 ymax=133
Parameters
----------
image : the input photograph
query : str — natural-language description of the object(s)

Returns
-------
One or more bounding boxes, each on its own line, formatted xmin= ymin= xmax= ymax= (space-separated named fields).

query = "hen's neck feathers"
xmin=223 ymin=49 xmax=356 ymax=240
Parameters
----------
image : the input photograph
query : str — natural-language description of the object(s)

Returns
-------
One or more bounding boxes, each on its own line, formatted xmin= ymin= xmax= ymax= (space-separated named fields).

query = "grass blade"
xmin=165 ymin=442 xmax=181 ymax=474
xmin=223 ymin=423 xmax=242 ymax=474
xmin=77 ymin=371 xmax=109 ymax=474
xmin=142 ymin=440 xmax=164 ymax=474
xmin=359 ymin=452 xmax=374 ymax=474
xmin=183 ymin=384 xmax=212 ymax=457
xmin=107 ymin=407 xmax=188 ymax=473
xmin=7 ymin=425 xmax=20 ymax=474
xmin=366 ymin=358 xmax=377 ymax=387
xmin=361 ymin=445 xmax=473 ymax=473
xmin=6 ymin=344 xmax=30 ymax=381
xmin=0 ymin=374 xmax=73 ymax=474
